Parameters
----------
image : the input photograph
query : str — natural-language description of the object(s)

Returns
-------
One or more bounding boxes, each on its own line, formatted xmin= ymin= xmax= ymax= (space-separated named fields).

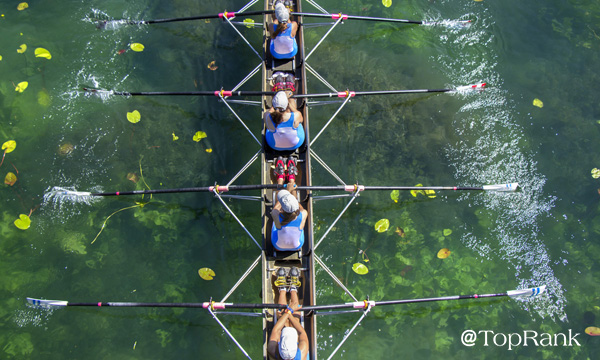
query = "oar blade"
xmin=506 ymin=285 xmax=546 ymax=298
xmin=482 ymin=183 xmax=519 ymax=192
xmin=27 ymin=297 xmax=68 ymax=308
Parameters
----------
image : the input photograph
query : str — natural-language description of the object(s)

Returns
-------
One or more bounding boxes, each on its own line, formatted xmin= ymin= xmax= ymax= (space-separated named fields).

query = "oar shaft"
xmin=374 ymin=293 xmax=506 ymax=306
xmin=83 ymin=88 xmax=273 ymax=97
xmin=305 ymin=286 xmax=544 ymax=311
xmin=295 ymin=185 xmax=485 ymax=191
xmin=90 ymin=184 xmax=277 ymax=197
xmin=291 ymin=12 xmax=422 ymax=24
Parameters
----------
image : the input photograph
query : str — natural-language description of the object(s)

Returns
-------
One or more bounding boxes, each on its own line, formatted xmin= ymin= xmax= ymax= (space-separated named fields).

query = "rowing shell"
xmin=260 ymin=1 xmax=316 ymax=359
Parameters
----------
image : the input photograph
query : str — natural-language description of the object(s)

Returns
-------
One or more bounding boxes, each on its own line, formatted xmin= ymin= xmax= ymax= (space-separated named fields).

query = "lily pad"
xmin=2 ymin=140 xmax=16 ymax=153
xmin=437 ymin=248 xmax=451 ymax=259
xmin=533 ymin=98 xmax=543 ymax=108
xmin=243 ymin=18 xmax=255 ymax=28
xmin=127 ymin=110 xmax=141 ymax=123
xmin=410 ymin=184 xmax=425 ymax=197
xmin=592 ymin=168 xmax=600 ymax=179
xmin=382 ymin=0 xmax=392 ymax=7
xmin=15 ymin=82 xmax=28 ymax=93
xmin=585 ymin=326 xmax=600 ymax=336
xmin=207 ymin=61 xmax=218 ymax=71
xmin=17 ymin=3 xmax=29 ymax=11
xmin=374 ymin=218 xmax=390 ymax=232
xmin=172 ymin=132 xmax=179 ymax=141
xmin=14 ymin=214 xmax=31 ymax=230
xmin=352 ymin=263 xmax=369 ymax=275
xmin=443 ymin=229 xmax=452 ymax=236
xmin=193 ymin=131 xmax=207 ymax=142
xmin=198 ymin=267 xmax=215 ymax=280
xmin=17 ymin=44 xmax=27 ymax=53
xmin=34 ymin=47 xmax=52 ymax=59
xmin=425 ymin=189 xmax=436 ymax=198
xmin=130 ymin=43 xmax=145 ymax=52
xmin=206 ymin=148 xmax=213 ymax=153
xmin=5 ymin=172 xmax=17 ymax=186
xmin=390 ymin=190 xmax=399 ymax=203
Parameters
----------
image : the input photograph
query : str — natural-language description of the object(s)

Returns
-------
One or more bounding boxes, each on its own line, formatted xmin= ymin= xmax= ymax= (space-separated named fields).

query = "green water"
xmin=1 ymin=0 xmax=599 ymax=358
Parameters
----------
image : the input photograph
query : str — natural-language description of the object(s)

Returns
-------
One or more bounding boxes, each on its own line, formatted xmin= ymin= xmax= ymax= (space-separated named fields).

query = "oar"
xmin=298 ymin=182 xmax=519 ymax=192
xmin=83 ymin=83 xmax=486 ymax=98
xmin=44 ymin=184 xmax=278 ymax=202
xmin=82 ymin=88 xmax=269 ymax=97
xmin=26 ymin=298 xmax=285 ymax=309
xmin=290 ymin=12 xmax=471 ymax=26
xmin=298 ymin=83 xmax=487 ymax=98
xmin=27 ymin=286 xmax=545 ymax=311
xmin=97 ymin=10 xmax=273 ymax=28
xmin=301 ymin=285 xmax=547 ymax=312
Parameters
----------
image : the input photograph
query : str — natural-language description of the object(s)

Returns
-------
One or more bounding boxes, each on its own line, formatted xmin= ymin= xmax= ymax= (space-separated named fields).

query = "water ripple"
xmin=434 ymin=6 xmax=565 ymax=320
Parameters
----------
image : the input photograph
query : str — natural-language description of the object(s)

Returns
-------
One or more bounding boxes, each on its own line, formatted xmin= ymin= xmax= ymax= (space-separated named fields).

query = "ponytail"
xmin=273 ymin=21 xmax=289 ymax=37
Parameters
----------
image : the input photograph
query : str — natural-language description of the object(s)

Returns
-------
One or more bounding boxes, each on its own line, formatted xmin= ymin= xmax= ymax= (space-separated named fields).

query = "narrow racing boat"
xmin=260 ymin=1 xmax=316 ymax=359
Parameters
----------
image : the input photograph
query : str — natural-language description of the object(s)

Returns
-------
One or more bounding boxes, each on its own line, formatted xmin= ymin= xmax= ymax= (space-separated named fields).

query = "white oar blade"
xmin=454 ymin=83 xmax=486 ymax=93
xmin=506 ymin=285 xmax=546 ymax=298
xmin=27 ymin=297 xmax=68 ymax=308
xmin=43 ymin=186 xmax=97 ymax=206
xmin=482 ymin=183 xmax=519 ymax=192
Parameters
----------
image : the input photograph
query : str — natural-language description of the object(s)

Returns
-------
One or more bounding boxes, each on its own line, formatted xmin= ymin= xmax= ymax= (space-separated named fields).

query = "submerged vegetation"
xmin=1 ymin=0 xmax=600 ymax=359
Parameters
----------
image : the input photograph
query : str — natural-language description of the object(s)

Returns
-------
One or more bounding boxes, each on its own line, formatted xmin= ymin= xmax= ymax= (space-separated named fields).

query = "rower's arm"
xmin=299 ymin=209 xmax=308 ymax=230
xmin=271 ymin=207 xmax=282 ymax=229
xmin=264 ymin=111 xmax=276 ymax=131
xmin=268 ymin=312 xmax=290 ymax=357
xmin=288 ymin=314 xmax=309 ymax=350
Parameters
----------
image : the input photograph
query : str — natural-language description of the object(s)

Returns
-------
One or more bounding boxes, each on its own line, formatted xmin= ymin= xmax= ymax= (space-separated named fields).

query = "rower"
xmin=268 ymin=267 xmax=309 ymax=360
xmin=271 ymin=188 xmax=307 ymax=251
xmin=269 ymin=2 xmax=298 ymax=60
xmin=264 ymin=91 xmax=305 ymax=151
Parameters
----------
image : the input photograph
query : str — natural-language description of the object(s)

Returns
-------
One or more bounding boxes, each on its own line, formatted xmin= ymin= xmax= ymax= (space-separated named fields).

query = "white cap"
xmin=279 ymin=327 xmax=298 ymax=359
xmin=275 ymin=3 xmax=290 ymax=23
xmin=278 ymin=190 xmax=299 ymax=213
xmin=272 ymin=91 xmax=288 ymax=111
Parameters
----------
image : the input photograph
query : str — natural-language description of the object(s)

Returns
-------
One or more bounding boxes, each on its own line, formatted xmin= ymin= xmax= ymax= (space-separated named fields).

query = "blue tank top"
xmin=277 ymin=342 xmax=306 ymax=360
xmin=272 ymin=212 xmax=304 ymax=251
xmin=266 ymin=112 xmax=305 ymax=151
xmin=271 ymin=24 xmax=298 ymax=59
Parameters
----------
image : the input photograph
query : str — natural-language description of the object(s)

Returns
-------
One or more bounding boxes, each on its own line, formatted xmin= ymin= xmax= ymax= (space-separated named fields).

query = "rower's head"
xmin=279 ymin=327 xmax=299 ymax=359
xmin=275 ymin=3 xmax=290 ymax=23
xmin=272 ymin=91 xmax=289 ymax=112
xmin=278 ymin=190 xmax=299 ymax=213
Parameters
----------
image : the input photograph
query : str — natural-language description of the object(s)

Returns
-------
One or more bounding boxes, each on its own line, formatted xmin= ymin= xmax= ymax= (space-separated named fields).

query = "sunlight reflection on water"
xmin=434 ymin=7 xmax=566 ymax=321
